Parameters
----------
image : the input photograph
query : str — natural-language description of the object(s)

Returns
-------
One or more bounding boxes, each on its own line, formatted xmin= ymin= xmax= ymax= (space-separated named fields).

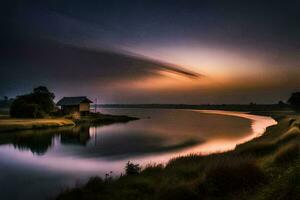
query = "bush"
xmin=125 ymin=161 xmax=141 ymax=175
xmin=10 ymin=102 xmax=41 ymax=118
xmin=10 ymin=86 xmax=56 ymax=118
xmin=288 ymin=92 xmax=300 ymax=112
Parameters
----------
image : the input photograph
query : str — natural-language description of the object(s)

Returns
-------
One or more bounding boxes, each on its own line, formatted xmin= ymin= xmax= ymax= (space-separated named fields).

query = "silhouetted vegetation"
xmin=125 ymin=161 xmax=141 ymax=175
xmin=57 ymin=115 xmax=300 ymax=200
xmin=201 ymin=158 xmax=265 ymax=196
xmin=0 ymin=96 xmax=13 ymax=108
xmin=100 ymin=103 xmax=292 ymax=112
xmin=288 ymin=92 xmax=300 ymax=112
xmin=72 ymin=112 xmax=139 ymax=125
xmin=10 ymin=86 xmax=56 ymax=118
xmin=274 ymin=142 xmax=300 ymax=164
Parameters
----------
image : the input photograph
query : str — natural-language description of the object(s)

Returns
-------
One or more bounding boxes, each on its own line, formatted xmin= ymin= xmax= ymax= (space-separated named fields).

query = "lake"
xmin=0 ymin=109 xmax=276 ymax=200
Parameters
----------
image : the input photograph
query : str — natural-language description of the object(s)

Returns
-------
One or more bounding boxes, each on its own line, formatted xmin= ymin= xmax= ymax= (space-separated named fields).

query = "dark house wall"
xmin=62 ymin=105 xmax=79 ymax=114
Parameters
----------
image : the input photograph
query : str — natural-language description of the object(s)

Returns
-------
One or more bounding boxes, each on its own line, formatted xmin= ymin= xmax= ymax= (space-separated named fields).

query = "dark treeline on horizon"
xmin=97 ymin=103 xmax=291 ymax=112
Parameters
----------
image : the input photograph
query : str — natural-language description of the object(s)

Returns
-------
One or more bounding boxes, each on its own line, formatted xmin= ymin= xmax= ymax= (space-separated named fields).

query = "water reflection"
xmin=0 ymin=123 xmax=201 ymax=158
xmin=0 ymin=109 xmax=277 ymax=200
xmin=1 ymin=126 xmax=92 ymax=155
xmin=0 ymin=109 xmax=276 ymax=159
xmin=60 ymin=126 xmax=91 ymax=146
xmin=12 ymin=131 xmax=54 ymax=155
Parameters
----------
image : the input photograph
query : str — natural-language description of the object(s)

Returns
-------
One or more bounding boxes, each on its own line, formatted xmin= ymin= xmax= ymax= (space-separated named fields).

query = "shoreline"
xmin=57 ymin=111 xmax=300 ymax=200
xmin=0 ymin=118 xmax=75 ymax=133
xmin=113 ymin=110 xmax=277 ymax=166
xmin=0 ymin=105 xmax=291 ymax=133
xmin=0 ymin=113 xmax=139 ymax=133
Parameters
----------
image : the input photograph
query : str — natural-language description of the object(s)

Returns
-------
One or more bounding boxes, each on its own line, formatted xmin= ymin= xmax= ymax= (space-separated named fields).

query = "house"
xmin=57 ymin=96 xmax=93 ymax=115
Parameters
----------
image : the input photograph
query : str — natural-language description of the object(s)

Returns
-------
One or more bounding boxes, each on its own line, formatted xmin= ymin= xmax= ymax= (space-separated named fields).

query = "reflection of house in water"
xmin=60 ymin=126 xmax=91 ymax=145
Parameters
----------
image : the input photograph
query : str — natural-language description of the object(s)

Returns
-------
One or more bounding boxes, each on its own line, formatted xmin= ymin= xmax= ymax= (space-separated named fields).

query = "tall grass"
xmin=199 ymin=157 xmax=265 ymax=196
xmin=274 ymin=142 xmax=300 ymax=164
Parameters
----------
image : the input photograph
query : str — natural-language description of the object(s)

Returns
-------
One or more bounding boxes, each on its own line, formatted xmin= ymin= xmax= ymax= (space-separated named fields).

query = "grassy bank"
xmin=57 ymin=115 xmax=300 ymax=200
xmin=73 ymin=113 xmax=139 ymax=125
xmin=0 ymin=118 xmax=75 ymax=132
xmin=0 ymin=113 xmax=138 ymax=133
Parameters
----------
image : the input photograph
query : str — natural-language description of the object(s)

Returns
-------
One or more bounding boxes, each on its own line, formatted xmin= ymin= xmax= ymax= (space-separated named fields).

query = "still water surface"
xmin=0 ymin=109 xmax=276 ymax=200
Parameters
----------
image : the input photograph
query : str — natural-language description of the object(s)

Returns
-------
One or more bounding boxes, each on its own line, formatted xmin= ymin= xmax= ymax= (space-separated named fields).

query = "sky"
xmin=1 ymin=0 xmax=300 ymax=104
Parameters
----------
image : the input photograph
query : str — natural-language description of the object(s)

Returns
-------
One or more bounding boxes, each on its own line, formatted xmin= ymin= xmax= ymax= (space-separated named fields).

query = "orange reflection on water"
xmin=127 ymin=110 xmax=277 ymax=165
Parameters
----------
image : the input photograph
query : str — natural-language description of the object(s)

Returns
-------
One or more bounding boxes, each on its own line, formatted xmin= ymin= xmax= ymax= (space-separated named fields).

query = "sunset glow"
xmin=1 ymin=1 xmax=299 ymax=104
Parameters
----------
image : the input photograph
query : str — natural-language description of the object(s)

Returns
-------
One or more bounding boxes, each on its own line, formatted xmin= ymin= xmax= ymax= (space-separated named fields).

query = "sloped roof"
xmin=57 ymin=96 xmax=93 ymax=106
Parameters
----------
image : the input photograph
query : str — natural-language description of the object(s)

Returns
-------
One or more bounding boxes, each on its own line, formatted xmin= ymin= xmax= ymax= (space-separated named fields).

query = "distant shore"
xmin=0 ymin=102 xmax=295 ymax=133
xmin=98 ymin=103 xmax=291 ymax=112
xmin=0 ymin=103 xmax=293 ymax=133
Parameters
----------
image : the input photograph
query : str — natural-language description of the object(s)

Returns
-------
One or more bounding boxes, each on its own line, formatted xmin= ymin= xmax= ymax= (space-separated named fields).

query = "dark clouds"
xmin=5 ymin=0 xmax=300 ymax=52
xmin=1 ymin=0 xmax=300 ymax=103
xmin=0 ymin=30 xmax=200 ymax=100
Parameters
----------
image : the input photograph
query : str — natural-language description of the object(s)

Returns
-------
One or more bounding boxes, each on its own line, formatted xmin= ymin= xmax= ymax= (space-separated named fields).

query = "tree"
xmin=288 ymin=92 xmax=300 ymax=112
xmin=10 ymin=86 xmax=56 ymax=118
xmin=33 ymin=86 xmax=55 ymax=99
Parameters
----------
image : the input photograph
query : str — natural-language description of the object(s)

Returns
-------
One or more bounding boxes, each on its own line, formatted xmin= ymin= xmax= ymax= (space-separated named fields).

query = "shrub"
xmin=288 ymin=92 xmax=300 ymax=112
xmin=125 ymin=161 xmax=141 ymax=175
xmin=10 ymin=102 xmax=41 ymax=118
xmin=10 ymin=86 xmax=56 ymax=118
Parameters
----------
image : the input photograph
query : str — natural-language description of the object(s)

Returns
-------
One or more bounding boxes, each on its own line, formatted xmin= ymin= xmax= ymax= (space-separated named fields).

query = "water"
xmin=0 ymin=109 xmax=276 ymax=200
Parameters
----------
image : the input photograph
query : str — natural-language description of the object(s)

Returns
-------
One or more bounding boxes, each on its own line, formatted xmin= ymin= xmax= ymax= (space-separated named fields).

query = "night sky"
xmin=1 ymin=0 xmax=300 ymax=104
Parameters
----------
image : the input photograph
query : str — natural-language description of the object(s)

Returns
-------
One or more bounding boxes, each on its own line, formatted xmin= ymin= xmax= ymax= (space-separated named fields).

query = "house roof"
xmin=57 ymin=96 xmax=93 ymax=106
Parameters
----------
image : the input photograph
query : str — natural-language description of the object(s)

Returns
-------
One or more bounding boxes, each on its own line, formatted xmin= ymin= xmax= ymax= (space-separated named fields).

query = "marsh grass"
xmin=274 ymin=142 xmax=300 ymax=164
xmin=200 ymin=157 xmax=265 ymax=196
